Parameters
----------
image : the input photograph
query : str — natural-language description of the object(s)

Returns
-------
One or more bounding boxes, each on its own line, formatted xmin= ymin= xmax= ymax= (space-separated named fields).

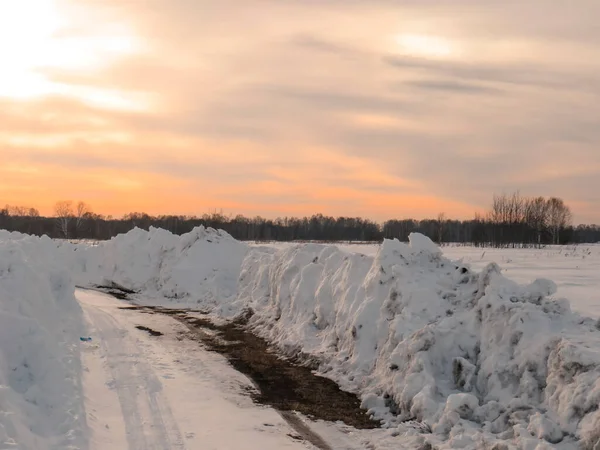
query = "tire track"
xmin=84 ymin=305 xmax=185 ymax=450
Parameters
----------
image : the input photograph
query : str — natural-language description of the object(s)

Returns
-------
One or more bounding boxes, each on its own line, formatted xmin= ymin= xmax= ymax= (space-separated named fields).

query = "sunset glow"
xmin=0 ymin=0 xmax=146 ymax=110
xmin=1 ymin=0 xmax=599 ymax=223
xmin=394 ymin=34 xmax=456 ymax=58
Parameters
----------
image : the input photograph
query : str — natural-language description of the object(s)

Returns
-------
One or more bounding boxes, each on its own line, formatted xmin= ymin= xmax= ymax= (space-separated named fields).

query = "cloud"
xmin=401 ymin=79 xmax=503 ymax=94
xmin=289 ymin=34 xmax=364 ymax=58
xmin=3 ymin=0 xmax=600 ymax=223
xmin=384 ymin=56 xmax=600 ymax=93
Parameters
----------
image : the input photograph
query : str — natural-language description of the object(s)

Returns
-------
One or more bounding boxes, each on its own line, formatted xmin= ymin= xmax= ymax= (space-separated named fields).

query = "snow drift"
xmin=0 ymin=234 xmax=86 ymax=449
xmin=2 ymin=226 xmax=600 ymax=449
xmin=59 ymin=226 xmax=600 ymax=449
xmin=233 ymin=236 xmax=600 ymax=449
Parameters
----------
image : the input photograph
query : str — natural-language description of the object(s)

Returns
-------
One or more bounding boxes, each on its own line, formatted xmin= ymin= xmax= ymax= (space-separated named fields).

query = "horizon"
xmin=6 ymin=200 xmax=484 ymax=223
xmin=4 ymin=200 xmax=598 ymax=227
xmin=2 ymin=1 xmax=599 ymax=223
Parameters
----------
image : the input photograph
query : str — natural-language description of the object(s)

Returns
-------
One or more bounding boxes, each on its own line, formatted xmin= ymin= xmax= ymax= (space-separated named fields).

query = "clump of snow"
xmin=0 ymin=237 xmax=86 ymax=449
xmin=408 ymin=232 xmax=444 ymax=257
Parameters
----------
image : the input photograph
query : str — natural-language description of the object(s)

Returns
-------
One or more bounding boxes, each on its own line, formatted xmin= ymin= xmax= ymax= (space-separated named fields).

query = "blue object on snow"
xmin=80 ymin=337 xmax=93 ymax=342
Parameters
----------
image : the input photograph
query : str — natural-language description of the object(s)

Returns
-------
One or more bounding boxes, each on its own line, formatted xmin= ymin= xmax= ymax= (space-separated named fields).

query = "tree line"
xmin=471 ymin=193 xmax=574 ymax=247
xmin=1 ymin=193 xmax=599 ymax=245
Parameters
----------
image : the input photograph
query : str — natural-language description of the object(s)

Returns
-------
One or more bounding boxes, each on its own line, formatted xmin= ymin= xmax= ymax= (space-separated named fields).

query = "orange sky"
xmin=2 ymin=0 xmax=600 ymax=222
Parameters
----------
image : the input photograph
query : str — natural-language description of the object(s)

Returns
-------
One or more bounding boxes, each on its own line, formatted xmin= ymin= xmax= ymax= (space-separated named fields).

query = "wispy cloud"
xmin=401 ymin=79 xmax=503 ymax=94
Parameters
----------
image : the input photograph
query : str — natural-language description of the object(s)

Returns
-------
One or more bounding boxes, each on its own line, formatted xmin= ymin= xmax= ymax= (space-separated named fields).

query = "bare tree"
xmin=8 ymin=205 xmax=26 ymax=216
xmin=489 ymin=194 xmax=503 ymax=225
xmin=526 ymin=197 xmax=550 ymax=247
xmin=54 ymin=201 xmax=74 ymax=238
xmin=4 ymin=205 xmax=38 ymax=216
xmin=75 ymin=201 xmax=92 ymax=237
xmin=484 ymin=192 xmax=575 ymax=247
xmin=547 ymin=197 xmax=572 ymax=245
xmin=437 ymin=212 xmax=446 ymax=244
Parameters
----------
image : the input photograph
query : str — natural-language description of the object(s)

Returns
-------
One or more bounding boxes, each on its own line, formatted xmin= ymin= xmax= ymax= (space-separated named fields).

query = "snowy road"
xmin=77 ymin=289 xmax=327 ymax=450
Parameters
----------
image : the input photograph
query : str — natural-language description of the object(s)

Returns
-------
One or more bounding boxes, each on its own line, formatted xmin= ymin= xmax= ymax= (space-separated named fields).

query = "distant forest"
xmin=2 ymin=193 xmax=599 ymax=246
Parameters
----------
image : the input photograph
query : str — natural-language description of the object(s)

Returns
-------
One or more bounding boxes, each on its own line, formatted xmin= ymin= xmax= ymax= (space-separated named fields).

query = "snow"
xmin=77 ymin=288 xmax=373 ymax=450
xmin=0 ymin=233 xmax=86 ymax=449
xmin=442 ymin=245 xmax=600 ymax=320
xmin=272 ymin=242 xmax=600 ymax=319
xmin=2 ymin=227 xmax=600 ymax=448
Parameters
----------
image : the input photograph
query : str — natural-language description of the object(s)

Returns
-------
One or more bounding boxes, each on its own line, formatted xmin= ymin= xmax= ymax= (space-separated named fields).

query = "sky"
xmin=1 ymin=0 xmax=600 ymax=223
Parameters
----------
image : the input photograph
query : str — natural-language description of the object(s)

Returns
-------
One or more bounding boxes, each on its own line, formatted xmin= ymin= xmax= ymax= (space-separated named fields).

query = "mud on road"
xmin=135 ymin=325 xmax=164 ymax=336
xmin=121 ymin=304 xmax=380 ymax=432
xmin=96 ymin=279 xmax=382 ymax=449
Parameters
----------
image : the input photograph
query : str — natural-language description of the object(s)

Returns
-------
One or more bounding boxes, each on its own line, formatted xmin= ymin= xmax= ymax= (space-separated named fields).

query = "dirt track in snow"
xmin=79 ymin=288 xmax=338 ymax=450
xmin=118 ymin=303 xmax=380 ymax=448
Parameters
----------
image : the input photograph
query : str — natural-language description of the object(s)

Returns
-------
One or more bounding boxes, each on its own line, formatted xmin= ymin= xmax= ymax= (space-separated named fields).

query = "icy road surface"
xmin=77 ymin=289 xmax=376 ymax=450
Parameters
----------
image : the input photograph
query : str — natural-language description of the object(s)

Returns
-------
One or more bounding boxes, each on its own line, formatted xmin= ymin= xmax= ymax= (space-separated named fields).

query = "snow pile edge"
xmin=0 ymin=235 xmax=86 ymax=450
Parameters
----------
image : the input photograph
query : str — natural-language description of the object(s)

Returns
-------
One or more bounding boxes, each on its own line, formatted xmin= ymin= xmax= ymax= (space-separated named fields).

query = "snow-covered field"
xmin=2 ymin=228 xmax=600 ymax=449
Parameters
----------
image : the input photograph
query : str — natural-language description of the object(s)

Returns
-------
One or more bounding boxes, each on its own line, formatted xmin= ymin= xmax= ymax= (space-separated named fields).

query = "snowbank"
xmin=60 ymin=227 xmax=600 ymax=448
xmin=235 ymin=235 xmax=600 ymax=449
xmin=0 ymin=229 xmax=28 ymax=242
xmin=69 ymin=226 xmax=249 ymax=307
xmin=3 ymin=226 xmax=600 ymax=449
xmin=0 ymin=236 xmax=86 ymax=449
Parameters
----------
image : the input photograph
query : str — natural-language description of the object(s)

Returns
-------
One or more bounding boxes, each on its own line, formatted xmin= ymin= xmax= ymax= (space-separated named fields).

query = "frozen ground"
xmin=2 ymin=229 xmax=600 ymax=449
